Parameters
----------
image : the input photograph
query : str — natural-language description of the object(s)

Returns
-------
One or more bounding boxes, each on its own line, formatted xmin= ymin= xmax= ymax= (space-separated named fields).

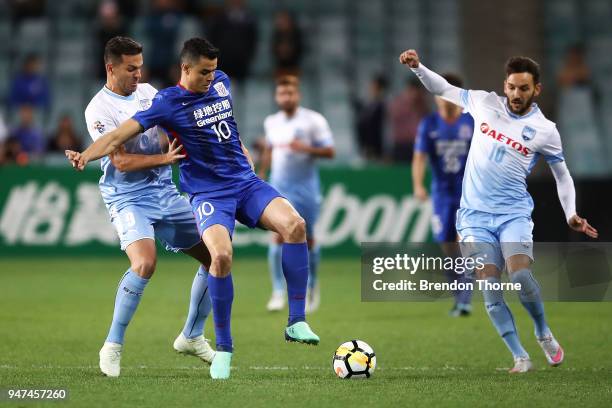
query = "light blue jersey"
xmin=85 ymin=84 xmax=174 ymax=210
xmin=84 ymin=84 xmax=200 ymax=252
xmin=458 ymin=90 xmax=564 ymax=217
xmin=263 ymin=106 xmax=334 ymax=234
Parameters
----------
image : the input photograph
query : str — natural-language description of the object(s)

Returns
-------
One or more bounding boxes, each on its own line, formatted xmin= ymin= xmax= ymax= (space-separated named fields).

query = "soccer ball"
xmin=332 ymin=340 xmax=376 ymax=379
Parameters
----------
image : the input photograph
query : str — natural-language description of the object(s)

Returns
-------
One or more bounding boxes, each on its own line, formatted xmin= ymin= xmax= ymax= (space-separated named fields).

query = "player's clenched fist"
xmin=399 ymin=49 xmax=420 ymax=68
xmin=65 ymin=150 xmax=87 ymax=171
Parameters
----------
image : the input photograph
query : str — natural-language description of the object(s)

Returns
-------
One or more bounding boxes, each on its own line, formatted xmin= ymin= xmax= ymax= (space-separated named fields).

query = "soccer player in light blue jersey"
xmin=412 ymin=73 xmax=474 ymax=317
xmin=67 ymin=38 xmax=320 ymax=380
xmin=401 ymin=49 xmax=598 ymax=373
xmin=69 ymin=37 xmax=216 ymax=377
xmin=259 ymin=75 xmax=335 ymax=313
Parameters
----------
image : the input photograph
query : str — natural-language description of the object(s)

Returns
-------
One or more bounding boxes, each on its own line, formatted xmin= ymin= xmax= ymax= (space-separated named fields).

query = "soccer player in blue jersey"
xmin=259 ymin=75 xmax=335 ymax=313
xmin=67 ymin=37 xmax=215 ymax=377
xmin=401 ymin=49 xmax=598 ymax=373
xmin=412 ymin=73 xmax=474 ymax=317
xmin=67 ymin=37 xmax=320 ymax=380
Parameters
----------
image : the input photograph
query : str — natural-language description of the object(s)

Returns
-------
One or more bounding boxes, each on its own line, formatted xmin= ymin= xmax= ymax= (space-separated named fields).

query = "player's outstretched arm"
xmin=65 ymin=119 xmax=142 ymax=170
xmin=549 ymin=161 xmax=598 ymax=238
xmin=399 ymin=49 xmax=465 ymax=107
xmin=109 ymin=138 xmax=186 ymax=172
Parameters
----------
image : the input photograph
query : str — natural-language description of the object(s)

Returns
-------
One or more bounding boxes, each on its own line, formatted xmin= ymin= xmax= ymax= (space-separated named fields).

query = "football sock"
xmin=268 ymin=243 xmax=284 ymax=292
xmin=308 ymin=245 xmax=320 ymax=291
xmin=510 ymin=269 xmax=551 ymax=339
xmin=282 ymin=242 xmax=309 ymax=325
xmin=457 ymin=272 xmax=474 ymax=306
xmin=182 ymin=265 xmax=212 ymax=339
xmin=106 ymin=269 xmax=149 ymax=344
xmin=207 ymin=273 xmax=234 ymax=352
xmin=482 ymin=276 xmax=528 ymax=359
xmin=445 ymin=272 xmax=473 ymax=306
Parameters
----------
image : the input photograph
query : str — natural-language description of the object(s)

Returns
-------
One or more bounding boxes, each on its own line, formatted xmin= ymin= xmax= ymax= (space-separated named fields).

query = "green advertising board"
xmin=0 ymin=165 xmax=432 ymax=257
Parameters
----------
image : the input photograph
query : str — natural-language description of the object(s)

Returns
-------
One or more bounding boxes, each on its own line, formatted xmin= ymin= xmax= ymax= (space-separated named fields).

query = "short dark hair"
xmin=104 ymin=36 xmax=143 ymax=64
xmin=505 ymin=56 xmax=540 ymax=84
xmin=276 ymin=75 xmax=299 ymax=88
xmin=180 ymin=38 xmax=219 ymax=64
xmin=442 ymin=73 xmax=463 ymax=88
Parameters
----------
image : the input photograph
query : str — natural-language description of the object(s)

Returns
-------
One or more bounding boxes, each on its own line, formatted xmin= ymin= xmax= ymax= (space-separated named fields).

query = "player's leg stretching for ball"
xmin=267 ymin=194 xmax=321 ymax=314
xmin=194 ymin=181 xmax=320 ymax=380
xmin=459 ymin=211 xmax=563 ymax=373
xmin=258 ymin=198 xmax=320 ymax=344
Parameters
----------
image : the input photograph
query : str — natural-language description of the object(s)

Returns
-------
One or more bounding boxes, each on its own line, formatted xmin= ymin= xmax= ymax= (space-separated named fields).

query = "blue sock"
xmin=482 ymin=277 xmax=528 ymax=359
xmin=282 ymin=242 xmax=309 ymax=325
xmin=510 ymin=269 xmax=551 ymax=339
xmin=268 ymin=243 xmax=284 ymax=292
xmin=182 ymin=266 xmax=212 ymax=339
xmin=308 ymin=245 xmax=320 ymax=290
xmin=207 ymin=274 xmax=234 ymax=352
xmin=106 ymin=269 xmax=149 ymax=344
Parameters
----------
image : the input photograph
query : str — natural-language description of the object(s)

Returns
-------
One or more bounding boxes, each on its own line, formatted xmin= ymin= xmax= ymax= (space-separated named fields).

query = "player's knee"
xmin=284 ymin=215 xmax=306 ymax=242
xmin=211 ymin=250 xmax=233 ymax=277
xmin=506 ymin=254 xmax=531 ymax=273
xmin=475 ymin=264 xmax=499 ymax=280
xmin=131 ymin=258 xmax=157 ymax=278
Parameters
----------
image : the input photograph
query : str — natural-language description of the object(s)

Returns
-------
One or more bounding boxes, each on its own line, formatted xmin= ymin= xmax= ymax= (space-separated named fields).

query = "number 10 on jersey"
xmin=211 ymin=120 xmax=231 ymax=142
xmin=488 ymin=145 xmax=506 ymax=163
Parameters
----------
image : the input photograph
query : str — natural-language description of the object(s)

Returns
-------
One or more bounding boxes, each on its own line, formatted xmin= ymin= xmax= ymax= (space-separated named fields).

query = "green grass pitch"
xmin=1 ymin=257 xmax=611 ymax=407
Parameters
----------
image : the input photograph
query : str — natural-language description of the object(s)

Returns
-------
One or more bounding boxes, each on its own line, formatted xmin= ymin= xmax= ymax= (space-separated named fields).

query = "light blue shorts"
xmin=109 ymin=189 xmax=201 ymax=252
xmin=456 ymin=208 xmax=534 ymax=271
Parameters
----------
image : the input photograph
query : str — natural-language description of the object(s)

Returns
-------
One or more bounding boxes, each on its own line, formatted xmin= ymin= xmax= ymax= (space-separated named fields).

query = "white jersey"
xmin=264 ymin=106 xmax=334 ymax=198
xmin=84 ymin=84 xmax=173 ymax=209
xmin=459 ymin=89 xmax=564 ymax=215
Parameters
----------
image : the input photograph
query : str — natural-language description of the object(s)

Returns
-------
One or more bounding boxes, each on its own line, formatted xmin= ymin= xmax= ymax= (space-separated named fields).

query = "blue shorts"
xmin=456 ymin=208 xmax=534 ymax=271
xmin=190 ymin=177 xmax=282 ymax=237
xmin=271 ymin=185 xmax=320 ymax=238
xmin=431 ymin=194 xmax=460 ymax=242
xmin=109 ymin=188 xmax=201 ymax=252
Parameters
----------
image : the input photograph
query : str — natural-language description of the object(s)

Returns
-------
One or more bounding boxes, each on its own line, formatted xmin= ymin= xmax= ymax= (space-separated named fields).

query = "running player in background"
xmin=76 ymin=36 xmax=216 ymax=377
xmin=259 ymin=75 xmax=335 ymax=313
xmin=400 ymin=49 xmax=598 ymax=373
xmin=67 ymin=38 xmax=320 ymax=380
xmin=412 ymin=73 xmax=474 ymax=317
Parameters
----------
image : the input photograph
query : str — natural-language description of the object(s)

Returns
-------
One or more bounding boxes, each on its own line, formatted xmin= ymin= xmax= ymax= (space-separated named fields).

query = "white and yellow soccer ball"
xmin=332 ymin=340 xmax=376 ymax=379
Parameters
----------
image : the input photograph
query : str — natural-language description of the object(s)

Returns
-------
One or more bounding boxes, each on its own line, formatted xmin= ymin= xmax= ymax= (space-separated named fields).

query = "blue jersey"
xmin=132 ymin=71 xmax=255 ymax=195
xmin=414 ymin=112 xmax=474 ymax=198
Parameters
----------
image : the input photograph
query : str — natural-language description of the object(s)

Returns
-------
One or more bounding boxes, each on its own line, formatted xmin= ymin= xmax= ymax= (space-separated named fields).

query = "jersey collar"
xmin=177 ymin=82 xmax=212 ymax=97
xmin=103 ymin=86 xmax=135 ymax=101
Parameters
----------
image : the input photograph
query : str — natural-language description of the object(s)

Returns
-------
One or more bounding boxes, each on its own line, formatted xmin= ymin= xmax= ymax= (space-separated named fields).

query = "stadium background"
xmin=1 ymin=1 xmax=612 ymax=407
xmin=1 ymin=0 xmax=612 ymax=256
